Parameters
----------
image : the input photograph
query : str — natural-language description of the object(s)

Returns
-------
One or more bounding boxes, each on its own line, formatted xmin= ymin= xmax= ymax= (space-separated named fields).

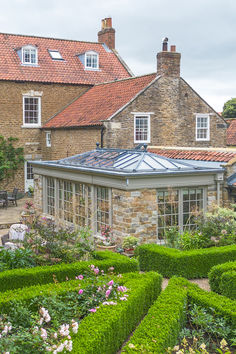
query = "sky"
xmin=0 ymin=0 xmax=235 ymax=112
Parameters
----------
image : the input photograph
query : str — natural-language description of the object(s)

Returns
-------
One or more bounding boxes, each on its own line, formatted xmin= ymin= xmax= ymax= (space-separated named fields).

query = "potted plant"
xmin=122 ymin=236 xmax=138 ymax=255
xmin=96 ymin=226 xmax=117 ymax=252
xmin=21 ymin=200 xmax=35 ymax=224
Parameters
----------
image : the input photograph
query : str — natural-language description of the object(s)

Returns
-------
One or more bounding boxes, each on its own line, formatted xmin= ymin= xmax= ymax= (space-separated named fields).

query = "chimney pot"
xmin=170 ymin=45 xmax=176 ymax=52
xmin=162 ymin=37 xmax=168 ymax=51
xmin=157 ymin=40 xmax=181 ymax=77
xmin=98 ymin=17 xmax=115 ymax=50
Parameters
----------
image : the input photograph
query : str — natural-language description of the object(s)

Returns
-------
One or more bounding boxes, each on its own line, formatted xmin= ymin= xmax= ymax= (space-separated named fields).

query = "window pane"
xmin=135 ymin=116 xmax=149 ymax=142
xmin=47 ymin=177 xmax=55 ymax=216
xmin=24 ymin=97 xmax=39 ymax=125
xmin=96 ymin=186 xmax=110 ymax=233
xmin=157 ymin=189 xmax=179 ymax=239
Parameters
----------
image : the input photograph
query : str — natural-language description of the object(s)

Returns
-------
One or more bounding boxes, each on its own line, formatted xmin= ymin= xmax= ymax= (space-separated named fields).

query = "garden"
xmin=0 ymin=205 xmax=235 ymax=353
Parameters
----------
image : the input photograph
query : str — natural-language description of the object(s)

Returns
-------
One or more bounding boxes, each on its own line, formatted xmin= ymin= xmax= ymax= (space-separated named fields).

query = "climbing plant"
xmin=0 ymin=135 xmax=24 ymax=182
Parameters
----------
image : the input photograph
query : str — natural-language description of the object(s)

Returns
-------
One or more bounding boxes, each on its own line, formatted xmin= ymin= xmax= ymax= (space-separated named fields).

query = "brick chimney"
xmin=157 ymin=38 xmax=181 ymax=77
xmin=98 ymin=17 xmax=115 ymax=50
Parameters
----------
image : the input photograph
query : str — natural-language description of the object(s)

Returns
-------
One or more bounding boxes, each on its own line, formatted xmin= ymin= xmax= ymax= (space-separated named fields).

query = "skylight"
xmin=48 ymin=50 xmax=63 ymax=60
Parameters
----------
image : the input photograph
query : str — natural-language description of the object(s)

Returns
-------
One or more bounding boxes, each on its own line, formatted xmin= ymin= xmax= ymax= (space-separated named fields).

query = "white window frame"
xmin=85 ymin=51 xmax=99 ymax=70
xmin=134 ymin=114 xmax=151 ymax=143
xmin=48 ymin=50 xmax=63 ymax=60
xmin=195 ymin=114 xmax=210 ymax=141
xmin=22 ymin=96 xmax=41 ymax=128
xmin=22 ymin=45 xmax=38 ymax=65
xmin=46 ymin=131 xmax=51 ymax=147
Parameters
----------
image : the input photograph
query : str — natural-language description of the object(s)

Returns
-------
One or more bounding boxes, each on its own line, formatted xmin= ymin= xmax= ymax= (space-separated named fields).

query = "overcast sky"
xmin=1 ymin=0 xmax=235 ymax=111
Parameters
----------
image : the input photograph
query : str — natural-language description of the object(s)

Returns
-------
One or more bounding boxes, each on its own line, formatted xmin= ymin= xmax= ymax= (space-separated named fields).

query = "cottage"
xmin=32 ymin=144 xmax=224 ymax=244
xmin=0 ymin=17 xmax=131 ymax=192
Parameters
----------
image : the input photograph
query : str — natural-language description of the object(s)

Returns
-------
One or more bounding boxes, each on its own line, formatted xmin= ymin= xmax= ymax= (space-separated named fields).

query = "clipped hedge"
xmin=0 ymin=271 xmax=162 ymax=354
xmin=138 ymin=244 xmax=236 ymax=278
xmin=122 ymin=277 xmax=187 ymax=353
xmin=72 ymin=272 xmax=162 ymax=353
xmin=209 ymin=261 xmax=236 ymax=300
xmin=0 ymin=251 xmax=138 ymax=292
xmin=122 ymin=276 xmax=236 ymax=353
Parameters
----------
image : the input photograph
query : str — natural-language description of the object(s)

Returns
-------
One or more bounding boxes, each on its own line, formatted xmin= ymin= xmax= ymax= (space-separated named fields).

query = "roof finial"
xmin=143 ymin=144 xmax=148 ymax=151
xmin=96 ymin=142 xmax=100 ymax=149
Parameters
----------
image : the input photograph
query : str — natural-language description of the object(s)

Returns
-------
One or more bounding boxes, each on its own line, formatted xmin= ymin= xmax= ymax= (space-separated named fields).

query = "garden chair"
xmin=0 ymin=191 xmax=8 ymax=208
xmin=7 ymin=188 xmax=18 ymax=206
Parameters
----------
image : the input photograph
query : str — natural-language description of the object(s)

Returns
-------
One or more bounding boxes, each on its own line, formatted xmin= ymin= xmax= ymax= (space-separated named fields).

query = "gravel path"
xmin=162 ymin=277 xmax=210 ymax=291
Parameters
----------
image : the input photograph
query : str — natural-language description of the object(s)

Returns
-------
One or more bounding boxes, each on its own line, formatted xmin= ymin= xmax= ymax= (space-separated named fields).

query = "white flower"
xmin=56 ymin=343 xmax=65 ymax=352
xmin=53 ymin=332 xmax=58 ymax=339
xmin=40 ymin=328 xmax=48 ymax=340
xmin=71 ymin=320 xmax=79 ymax=334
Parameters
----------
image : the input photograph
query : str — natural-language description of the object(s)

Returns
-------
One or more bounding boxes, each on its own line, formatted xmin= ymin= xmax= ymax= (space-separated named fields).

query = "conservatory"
xmin=32 ymin=145 xmax=224 ymax=244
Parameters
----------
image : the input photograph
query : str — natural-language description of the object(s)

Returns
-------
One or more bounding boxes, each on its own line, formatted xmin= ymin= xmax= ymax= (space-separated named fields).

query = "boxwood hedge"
xmin=0 ymin=271 xmax=162 ymax=354
xmin=0 ymin=251 xmax=138 ymax=292
xmin=137 ymin=244 xmax=236 ymax=278
xmin=122 ymin=276 xmax=236 ymax=353
xmin=209 ymin=261 xmax=236 ymax=300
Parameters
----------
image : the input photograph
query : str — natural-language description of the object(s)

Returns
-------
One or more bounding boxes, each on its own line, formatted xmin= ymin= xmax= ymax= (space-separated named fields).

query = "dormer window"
xmin=22 ymin=45 xmax=38 ymax=65
xmin=85 ymin=51 xmax=99 ymax=70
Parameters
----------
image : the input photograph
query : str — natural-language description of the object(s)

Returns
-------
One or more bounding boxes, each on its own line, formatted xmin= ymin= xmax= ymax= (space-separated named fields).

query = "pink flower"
xmin=105 ymin=289 xmax=111 ymax=298
xmin=118 ymin=286 xmax=128 ymax=292
xmin=89 ymin=308 xmax=96 ymax=313
xmin=76 ymin=274 xmax=83 ymax=280
xmin=94 ymin=267 xmax=99 ymax=275
xmin=108 ymin=267 xmax=114 ymax=271
xmin=78 ymin=289 xmax=83 ymax=295
xmin=108 ymin=280 xmax=114 ymax=286
xmin=120 ymin=297 xmax=128 ymax=301
xmin=90 ymin=264 xmax=95 ymax=270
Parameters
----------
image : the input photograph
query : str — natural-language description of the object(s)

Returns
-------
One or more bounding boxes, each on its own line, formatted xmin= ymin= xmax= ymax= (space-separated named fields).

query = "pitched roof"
xmin=32 ymin=146 xmax=223 ymax=177
xmin=0 ymin=33 xmax=131 ymax=85
xmin=149 ymin=148 xmax=236 ymax=162
xmin=227 ymin=119 xmax=236 ymax=146
xmin=43 ymin=73 xmax=157 ymax=128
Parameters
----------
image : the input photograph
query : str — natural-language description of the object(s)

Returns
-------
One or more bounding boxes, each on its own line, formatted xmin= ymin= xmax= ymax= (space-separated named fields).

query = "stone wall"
xmin=33 ymin=174 xmax=43 ymax=213
xmin=0 ymin=81 xmax=89 ymax=191
xmin=42 ymin=127 xmax=101 ymax=160
xmin=103 ymin=76 xmax=227 ymax=149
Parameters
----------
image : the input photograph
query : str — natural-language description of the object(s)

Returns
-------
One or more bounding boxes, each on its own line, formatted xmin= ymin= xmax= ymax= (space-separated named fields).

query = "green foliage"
xmin=177 ymin=230 xmax=211 ymax=250
xmin=0 ymin=135 xmax=24 ymax=182
xmin=137 ymin=244 xmax=236 ymax=278
xmin=179 ymin=304 xmax=235 ymax=351
xmin=209 ymin=261 xmax=236 ymax=300
xmin=72 ymin=272 xmax=162 ymax=353
xmin=0 ymin=272 xmax=162 ymax=353
xmin=122 ymin=236 xmax=139 ymax=249
xmin=123 ymin=277 xmax=236 ymax=353
xmin=222 ymin=98 xmax=236 ymax=118
xmin=0 ymin=248 xmax=36 ymax=272
xmin=122 ymin=277 xmax=187 ymax=353
xmin=24 ymin=217 xmax=94 ymax=265
xmin=0 ymin=251 xmax=138 ymax=292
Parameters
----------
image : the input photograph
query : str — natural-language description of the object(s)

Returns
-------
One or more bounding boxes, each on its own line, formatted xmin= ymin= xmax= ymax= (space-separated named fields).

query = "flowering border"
xmin=122 ymin=277 xmax=236 ymax=353
xmin=0 ymin=251 xmax=138 ymax=292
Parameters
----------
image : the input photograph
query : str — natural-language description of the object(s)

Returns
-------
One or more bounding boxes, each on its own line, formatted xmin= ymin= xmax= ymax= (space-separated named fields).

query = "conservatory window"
xmin=157 ymin=187 xmax=205 ymax=239
xmin=75 ymin=183 xmax=92 ymax=227
xmin=46 ymin=177 xmax=55 ymax=216
xmin=96 ymin=187 xmax=110 ymax=233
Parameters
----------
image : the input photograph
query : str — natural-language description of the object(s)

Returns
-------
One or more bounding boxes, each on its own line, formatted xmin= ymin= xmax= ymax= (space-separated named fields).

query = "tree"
xmin=0 ymin=136 xmax=24 ymax=182
xmin=222 ymin=98 xmax=236 ymax=118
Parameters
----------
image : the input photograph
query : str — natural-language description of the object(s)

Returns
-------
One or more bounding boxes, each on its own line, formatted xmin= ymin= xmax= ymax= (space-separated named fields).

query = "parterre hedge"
xmin=122 ymin=276 xmax=236 ymax=353
xmin=0 ymin=251 xmax=138 ymax=292
xmin=0 ymin=271 xmax=162 ymax=354
xmin=137 ymin=244 xmax=236 ymax=278
xmin=209 ymin=261 xmax=236 ymax=300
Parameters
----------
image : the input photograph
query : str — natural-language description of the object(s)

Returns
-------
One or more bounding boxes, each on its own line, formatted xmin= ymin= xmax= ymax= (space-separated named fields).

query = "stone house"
xmin=0 ymin=18 xmax=132 ymax=192
xmin=32 ymin=145 xmax=225 ymax=243
xmin=42 ymin=39 xmax=228 ymax=161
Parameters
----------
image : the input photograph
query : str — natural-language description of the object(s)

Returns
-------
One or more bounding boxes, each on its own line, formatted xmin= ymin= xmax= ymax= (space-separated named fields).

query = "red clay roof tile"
xmin=43 ymin=73 xmax=157 ymax=128
xmin=149 ymin=148 xmax=236 ymax=162
xmin=0 ymin=33 xmax=131 ymax=84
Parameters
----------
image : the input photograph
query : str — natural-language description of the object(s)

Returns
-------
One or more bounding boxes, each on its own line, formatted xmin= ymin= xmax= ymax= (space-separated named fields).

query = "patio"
xmin=0 ymin=196 xmax=32 ymax=244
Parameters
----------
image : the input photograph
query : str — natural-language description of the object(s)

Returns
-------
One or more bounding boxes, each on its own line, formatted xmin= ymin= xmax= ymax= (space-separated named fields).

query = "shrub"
xmin=0 ymin=271 xmax=162 ymax=353
xmin=122 ymin=277 xmax=236 ymax=353
xmin=0 ymin=251 xmax=138 ymax=292
xmin=0 ymin=248 xmax=36 ymax=271
xmin=209 ymin=261 xmax=236 ymax=300
xmin=137 ymin=244 xmax=236 ymax=278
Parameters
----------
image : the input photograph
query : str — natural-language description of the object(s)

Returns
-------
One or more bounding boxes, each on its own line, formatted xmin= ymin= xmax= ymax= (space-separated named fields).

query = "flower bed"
xmin=0 ymin=251 xmax=138 ymax=292
xmin=122 ymin=277 xmax=236 ymax=353
xmin=137 ymin=244 xmax=236 ymax=278
xmin=209 ymin=261 xmax=236 ymax=300
xmin=0 ymin=270 xmax=162 ymax=353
